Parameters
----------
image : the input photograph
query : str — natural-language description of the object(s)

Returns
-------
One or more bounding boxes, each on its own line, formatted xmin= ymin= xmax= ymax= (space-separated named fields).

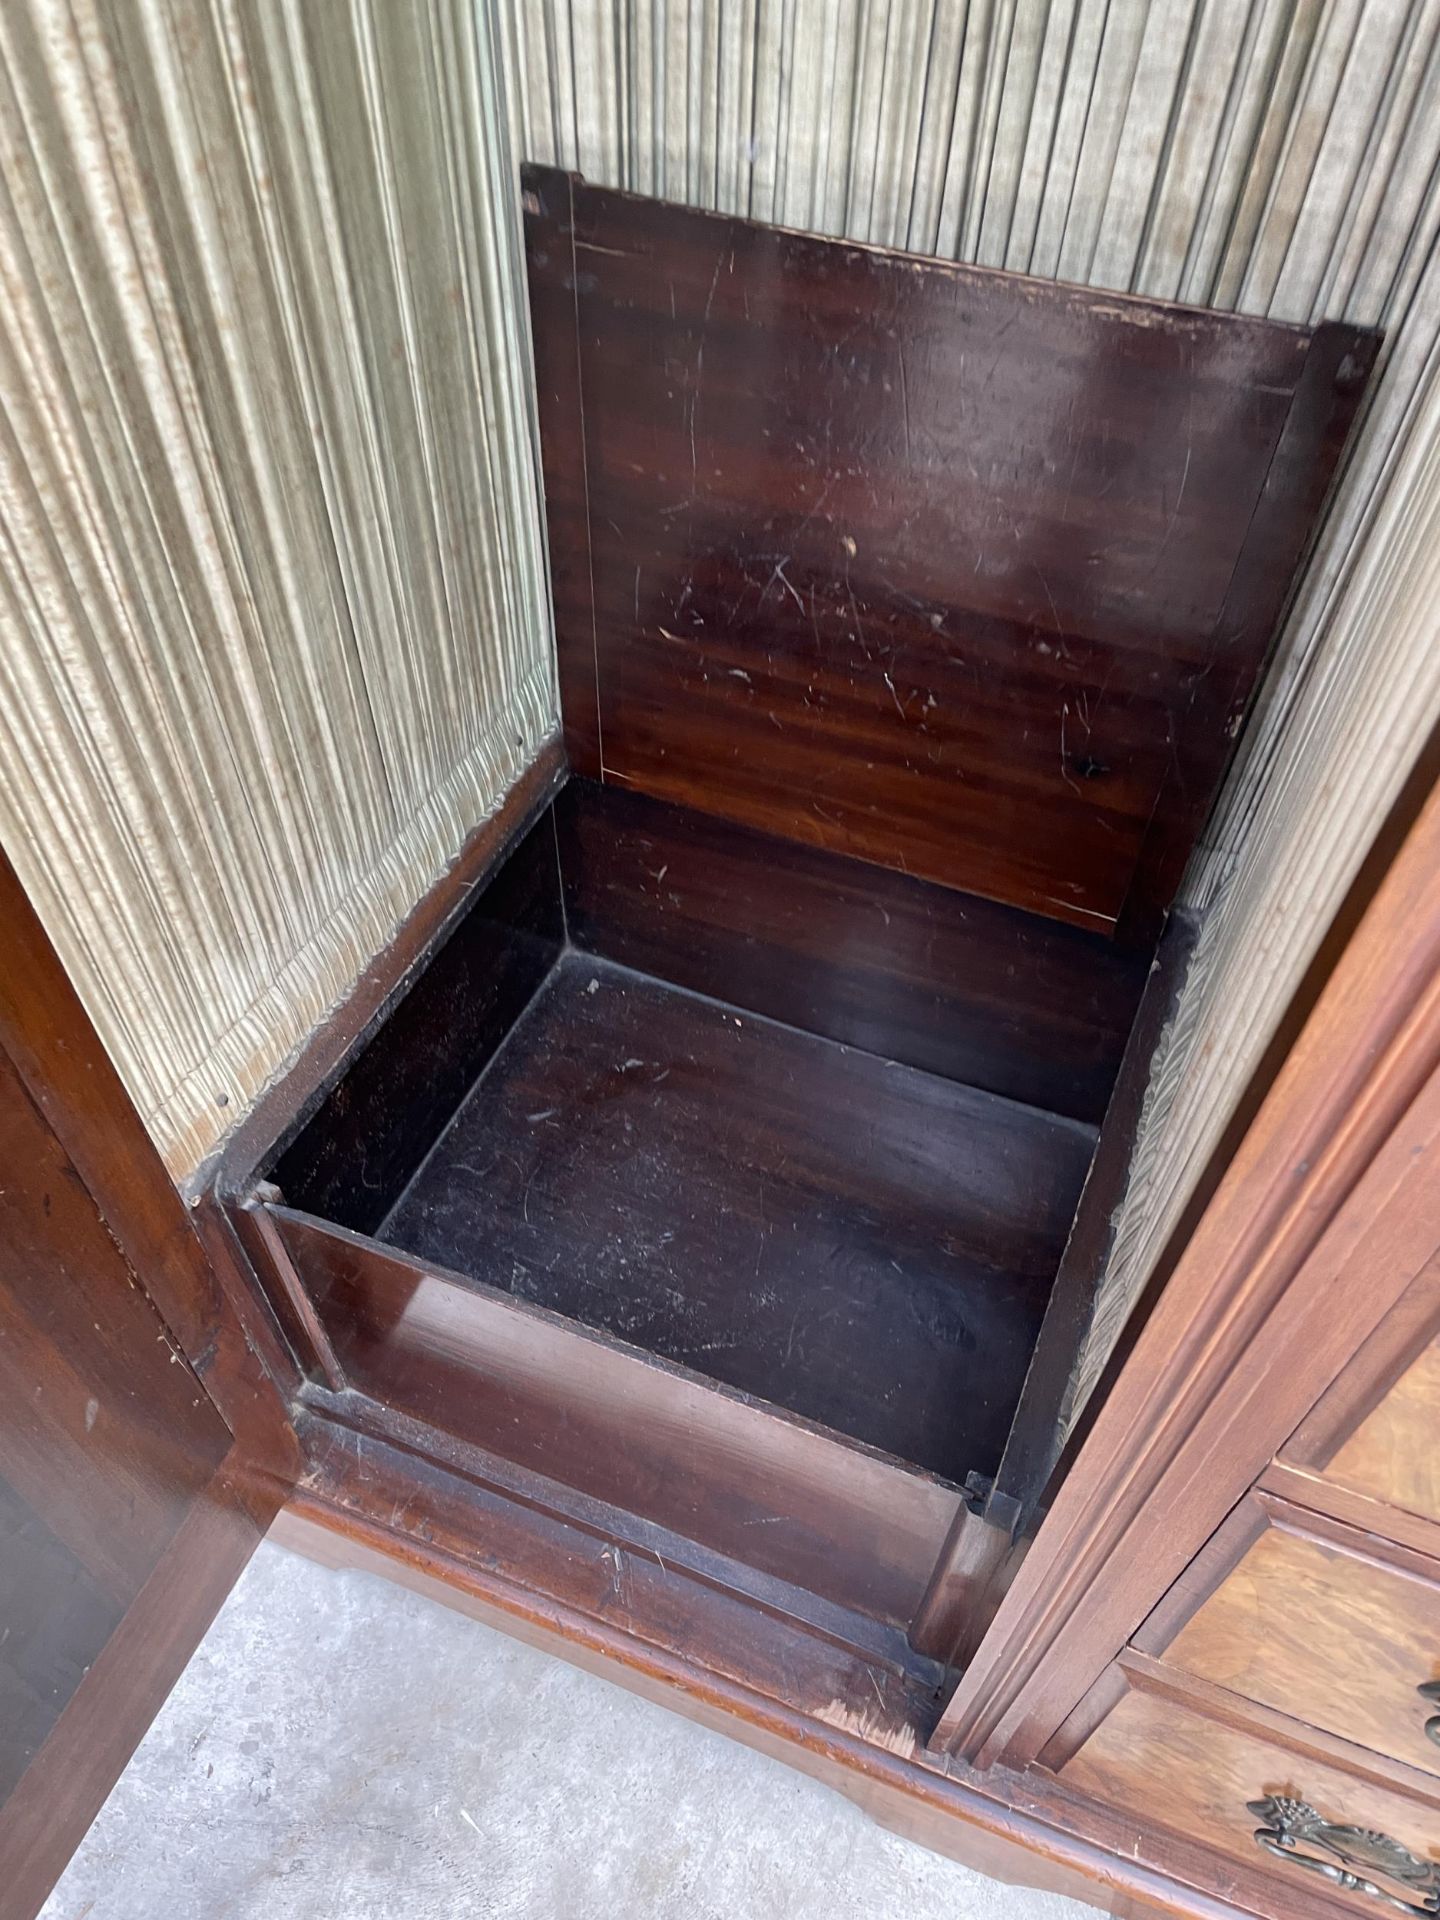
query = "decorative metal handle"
xmin=1418 ymin=1681 xmax=1440 ymax=1750
xmin=1248 ymin=1796 xmax=1440 ymax=1916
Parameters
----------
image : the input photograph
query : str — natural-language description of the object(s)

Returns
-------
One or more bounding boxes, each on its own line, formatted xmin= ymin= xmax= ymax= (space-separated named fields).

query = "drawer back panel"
xmin=522 ymin=164 xmax=1377 ymax=943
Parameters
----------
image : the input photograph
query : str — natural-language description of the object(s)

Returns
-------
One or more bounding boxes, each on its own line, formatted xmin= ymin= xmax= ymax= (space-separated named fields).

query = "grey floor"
xmin=43 ymin=1539 xmax=1096 ymax=1919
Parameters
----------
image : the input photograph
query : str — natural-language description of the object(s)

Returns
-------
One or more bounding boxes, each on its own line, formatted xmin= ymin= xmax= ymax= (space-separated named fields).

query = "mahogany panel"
xmin=276 ymin=1208 xmax=965 ymax=1629
xmin=521 ymin=172 xmax=600 ymax=773
xmin=0 ymin=1051 xmax=232 ymax=1807
xmin=1154 ymin=1502 xmax=1440 ymax=1781
xmin=378 ymin=952 xmax=1096 ymax=1483
xmin=556 ymin=776 xmax=1148 ymax=1124
xmin=526 ymin=163 xmax=1378 ymax=937
xmin=268 ymin=807 xmax=564 ymax=1236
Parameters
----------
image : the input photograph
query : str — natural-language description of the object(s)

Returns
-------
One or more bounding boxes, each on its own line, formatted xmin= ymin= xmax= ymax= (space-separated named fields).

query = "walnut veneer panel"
xmin=1061 ymin=1685 xmax=1440 ymax=1911
xmin=1326 ymin=1338 xmax=1440 ymax=1525
xmin=0 ymin=1048 xmax=232 ymax=1806
xmin=1162 ymin=1519 xmax=1440 ymax=1779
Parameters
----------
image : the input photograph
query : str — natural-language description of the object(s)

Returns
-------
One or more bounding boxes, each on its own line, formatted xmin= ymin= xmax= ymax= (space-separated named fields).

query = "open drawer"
xmin=225 ymin=170 xmax=1375 ymax=1663
xmin=245 ymin=773 xmax=1141 ymax=1632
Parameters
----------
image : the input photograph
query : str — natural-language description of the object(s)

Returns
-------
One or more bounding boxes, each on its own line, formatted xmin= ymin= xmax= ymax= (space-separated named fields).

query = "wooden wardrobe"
xmin=5 ymin=174 xmax=1440 ymax=1920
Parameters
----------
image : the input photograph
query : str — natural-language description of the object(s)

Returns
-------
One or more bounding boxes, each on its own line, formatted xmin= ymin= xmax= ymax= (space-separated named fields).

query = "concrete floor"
xmin=42 ymin=1539 xmax=1096 ymax=1919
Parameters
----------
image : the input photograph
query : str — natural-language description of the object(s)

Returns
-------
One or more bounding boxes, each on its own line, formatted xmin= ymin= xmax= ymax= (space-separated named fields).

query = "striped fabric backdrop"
xmin=0 ymin=0 xmax=556 ymax=1174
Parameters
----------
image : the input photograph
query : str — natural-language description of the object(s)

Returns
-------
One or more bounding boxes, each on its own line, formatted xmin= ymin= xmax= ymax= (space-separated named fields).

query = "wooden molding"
xmin=1280 ymin=1250 xmax=1440 ymax=1472
xmin=1119 ymin=1652 xmax=1440 ymax=1807
xmin=283 ymin=1408 xmax=1318 ymax=1920
xmin=933 ymin=774 xmax=1440 ymax=1766
xmin=1259 ymin=1460 xmax=1440 ymax=1567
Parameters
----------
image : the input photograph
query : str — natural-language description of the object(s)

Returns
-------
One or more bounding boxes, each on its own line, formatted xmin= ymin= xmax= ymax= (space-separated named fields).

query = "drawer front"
xmin=1158 ymin=1510 xmax=1440 ymax=1778
xmin=1326 ymin=1336 xmax=1440 ymax=1526
xmin=1060 ymin=1682 xmax=1440 ymax=1915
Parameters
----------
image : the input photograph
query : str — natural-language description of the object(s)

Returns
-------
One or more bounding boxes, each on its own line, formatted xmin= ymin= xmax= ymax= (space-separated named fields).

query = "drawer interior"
xmin=233 ymin=171 xmax=1374 ymax=1642
xmin=267 ymin=780 xmax=1116 ymax=1492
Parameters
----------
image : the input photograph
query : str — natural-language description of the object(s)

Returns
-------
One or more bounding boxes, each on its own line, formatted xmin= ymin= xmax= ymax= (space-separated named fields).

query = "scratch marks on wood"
xmin=815 ymin=1696 xmax=922 ymax=1759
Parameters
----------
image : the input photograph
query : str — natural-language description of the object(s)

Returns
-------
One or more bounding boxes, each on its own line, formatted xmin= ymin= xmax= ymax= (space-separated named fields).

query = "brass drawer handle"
xmin=1418 ymin=1681 xmax=1440 ymax=1749
xmin=1248 ymin=1797 xmax=1440 ymax=1914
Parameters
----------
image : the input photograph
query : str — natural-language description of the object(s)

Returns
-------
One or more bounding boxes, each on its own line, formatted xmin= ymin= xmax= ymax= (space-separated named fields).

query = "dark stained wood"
xmin=523 ymin=163 xmax=1377 ymax=939
xmin=376 ymin=952 xmax=1096 ymax=1484
xmin=984 ymin=910 xmax=1198 ymax=1532
xmin=0 ymin=1051 xmax=231 ymax=1666
xmin=211 ymin=738 xmax=565 ymax=1206
xmin=521 ymin=174 xmax=600 ymax=774
xmin=933 ymin=773 xmax=1440 ymax=1768
xmin=273 ymin=1217 xmax=964 ymax=1629
xmin=284 ymin=1411 xmax=948 ymax=1730
xmin=235 ymin=1194 xmax=348 ymax=1392
xmin=0 ymin=852 xmax=296 ymax=1472
xmin=268 ymin=806 xmax=565 ymax=1235
xmin=0 ymin=847 xmax=295 ymax=1919
xmin=301 ymin=1377 xmax=939 ymax=1672
xmin=1119 ymin=326 xmax=1379 ymax=942
xmin=556 ymin=777 xmax=1148 ymax=1125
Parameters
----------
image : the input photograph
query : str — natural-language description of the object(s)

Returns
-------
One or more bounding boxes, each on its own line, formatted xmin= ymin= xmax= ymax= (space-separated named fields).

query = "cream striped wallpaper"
xmin=2 ymin=0 xmax=1438 ymax=1440
xmin=0 ymin=0 xmax=556 ymax=1175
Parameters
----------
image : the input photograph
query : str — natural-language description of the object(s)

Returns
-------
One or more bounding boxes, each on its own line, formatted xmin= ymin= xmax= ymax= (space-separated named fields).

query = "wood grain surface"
xmin=1325 ymin=1339 xmax=1440 ymax=1527
xmin=280 ymin=1209 xmax=966 ymax=1630
xmin=378 ymin=952 xmax=1095 ymax=1484
xmin=523 ymin=164 xmax=1377 ymax=940
xmin=557 ymin=776 xmax=1147 ymax=1124
xmin=1060 ymin=1680 xmax=1440 ymax=1909
xmin=270 ymin=809 xmax=565 ymax=1235
xmin=1160 ymin=1509 xmax=1440 ymax=1780
xmin=0 ymin=1055 xmax=231 ymax=1806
